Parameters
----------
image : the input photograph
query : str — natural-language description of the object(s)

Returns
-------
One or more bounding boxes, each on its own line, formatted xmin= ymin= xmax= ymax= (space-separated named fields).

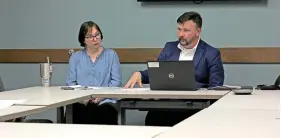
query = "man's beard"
xmin=179 ymin=38 xmax=191 ymax=48
xmin=179 ymin=36 xmax=199 ymax=49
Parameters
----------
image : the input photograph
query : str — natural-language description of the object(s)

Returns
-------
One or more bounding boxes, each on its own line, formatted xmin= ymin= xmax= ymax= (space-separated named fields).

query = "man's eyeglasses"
xmin=85 ymin=33 xmax=101 ymax=39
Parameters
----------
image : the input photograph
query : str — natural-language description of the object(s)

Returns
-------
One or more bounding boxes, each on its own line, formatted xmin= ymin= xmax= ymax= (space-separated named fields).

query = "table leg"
xmin=56 ymin=106 xmax=64 ymax=123
xmin=118 ymin=108 xmax=126 ymax=125
xmin=65 ymin=104 xmax=73 ymax=124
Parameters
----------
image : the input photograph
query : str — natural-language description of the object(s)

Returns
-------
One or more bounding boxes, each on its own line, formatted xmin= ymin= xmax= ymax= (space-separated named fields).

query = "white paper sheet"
xmin=223 ymin=85 xmax=242 ymax=89
xmin=67 ymin=85 xmax=82 ymax=88
xmin=120 ymin=88 xmax=150 ymax=91
xmin=62 ymin=85 xmax=101 ymax=90
xmin=87 ymin=87 xmax=101 ymax=90
xmin=0 ymin=100 xmax=25 ymax=109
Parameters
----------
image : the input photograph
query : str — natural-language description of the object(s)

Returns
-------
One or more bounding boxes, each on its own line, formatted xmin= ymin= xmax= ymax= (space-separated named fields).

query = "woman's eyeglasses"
xmin=85 ymin=33 xmax=101 ymax=39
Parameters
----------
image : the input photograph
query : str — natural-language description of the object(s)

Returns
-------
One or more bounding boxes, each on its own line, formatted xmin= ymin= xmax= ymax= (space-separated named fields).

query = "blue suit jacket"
xmin=140 ymin=39 xmax=224 ymax=88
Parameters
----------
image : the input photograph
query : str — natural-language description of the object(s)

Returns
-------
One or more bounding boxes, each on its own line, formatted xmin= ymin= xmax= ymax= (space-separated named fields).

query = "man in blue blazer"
xmin=137 ymin=39 xmax=224 ymax=88
xmin=125 ymin=11 xmax=224 ymax=126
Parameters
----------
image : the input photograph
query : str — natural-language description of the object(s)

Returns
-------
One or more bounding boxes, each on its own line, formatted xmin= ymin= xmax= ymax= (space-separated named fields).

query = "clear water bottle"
xmin=40 ymin=57 xmax=52 ymax=87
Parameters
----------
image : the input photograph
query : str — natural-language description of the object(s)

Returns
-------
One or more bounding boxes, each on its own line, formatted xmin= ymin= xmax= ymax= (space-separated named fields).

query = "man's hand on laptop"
xmin=124 ymin=72 xmax=143 ymax=88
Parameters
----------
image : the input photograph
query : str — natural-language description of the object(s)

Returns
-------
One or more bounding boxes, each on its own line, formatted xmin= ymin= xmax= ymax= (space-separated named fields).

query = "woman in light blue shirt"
xmin=66 ymin=21 xmax=122 ymax=125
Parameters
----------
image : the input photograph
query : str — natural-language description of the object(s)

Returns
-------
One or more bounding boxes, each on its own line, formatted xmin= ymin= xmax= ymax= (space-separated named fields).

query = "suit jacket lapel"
xmin=168 ymin=41 xmax=181 ymax=61
xmin=193 ymin=40 xmax=205 ymax=69
xmin=171 ymin=49 xmax=180 ymax=61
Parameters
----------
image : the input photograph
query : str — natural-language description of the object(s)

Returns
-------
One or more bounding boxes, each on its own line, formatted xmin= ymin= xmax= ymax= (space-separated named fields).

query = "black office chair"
xmin=0 ymin=76 xmax=5 ymax=92
xmin=256 ymin=75 xmax=280 ymax=90
xmin=274 ymin=75 xmax=280 ymax=89
xmin=24 ymin=119 xmax=53 ymax=123
xmin=0 ymin=76 xmax=53 ymax=123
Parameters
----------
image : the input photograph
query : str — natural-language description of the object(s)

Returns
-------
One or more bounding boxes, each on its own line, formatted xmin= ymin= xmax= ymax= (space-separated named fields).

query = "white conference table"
xmin=98 ymin=88 xmax=229 ymax=99
xmin=0 ymin=87 xmax=95 ymax=106
xmin=0 ymin=105 xmax=46 ymax=121
xmin=0 ymin=86 xmax=229 ymax=105
xmin=110 ymin=88 xmax=229 ymax=125
xmin=0 ymin=122 xmax=169 ymax=138
xmin=0 ymin=87 xmax=279 ymax=138
xmin=155 ymin=90 xmax=280 ymax=138
xmin=0 ymin=86 xmax=229 ymax=123
xmin=210 ymin=90 xmax=280 ymax=110
xmin=0 ymin=86 xmax=96 ymax=122
xmin=154 ymin=108 xmax=280 ymax=138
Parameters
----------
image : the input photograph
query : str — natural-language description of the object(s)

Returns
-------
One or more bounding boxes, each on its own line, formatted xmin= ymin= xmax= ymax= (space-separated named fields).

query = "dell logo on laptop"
xmin=168 ymin=73 xmax=174 ymax=79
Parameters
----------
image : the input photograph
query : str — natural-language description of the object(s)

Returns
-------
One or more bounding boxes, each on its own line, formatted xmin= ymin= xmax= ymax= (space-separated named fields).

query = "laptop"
xmin=147 ymin=61 xmax=197 ymax=91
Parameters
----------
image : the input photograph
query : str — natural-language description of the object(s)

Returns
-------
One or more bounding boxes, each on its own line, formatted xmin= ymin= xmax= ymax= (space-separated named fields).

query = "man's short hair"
xmin=177 ymin=11 xmax=202 ymax=28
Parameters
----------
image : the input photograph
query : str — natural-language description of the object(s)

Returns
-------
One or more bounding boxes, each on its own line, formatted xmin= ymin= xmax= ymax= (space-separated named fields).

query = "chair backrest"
xmin=256 ymin=75 xmax=280 ymax=90
xmin=0 ymin=76 xmax=5 ymax=92
xmin=274 ymin=75 xmax=280 ymax=89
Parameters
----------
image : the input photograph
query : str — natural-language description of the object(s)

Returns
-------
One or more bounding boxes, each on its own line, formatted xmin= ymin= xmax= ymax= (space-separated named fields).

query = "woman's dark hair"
xmin=78 ymin=21 xmax=103 ymax=47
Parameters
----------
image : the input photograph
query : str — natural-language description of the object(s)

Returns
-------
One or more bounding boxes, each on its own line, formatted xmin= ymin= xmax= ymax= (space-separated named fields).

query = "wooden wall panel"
xmin=0 ymin=47 xmax=279 ymax=63
xmin=220 ymin=47 xmax=279 ymax=63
